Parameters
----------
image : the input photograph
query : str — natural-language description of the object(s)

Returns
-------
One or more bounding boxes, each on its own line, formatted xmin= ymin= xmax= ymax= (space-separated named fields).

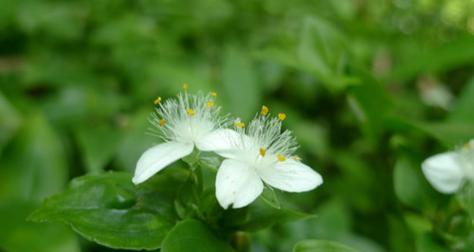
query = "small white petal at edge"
xmin=258 ymin=159 xmax=323 ymax=193
xmin=132 ymin=141 xmax=194 ymax=184
xmin=421 ymin=151 xmax=465 ymax=194
xmin=215 ymin=159 xmax=263 ymax=209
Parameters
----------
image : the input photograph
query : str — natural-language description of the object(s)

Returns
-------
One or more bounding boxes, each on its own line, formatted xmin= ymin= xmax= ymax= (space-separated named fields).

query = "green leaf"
xmin=393 ymin=156 xmax=437 ymax=211
xmin=161 ymin=219 xmax=235 ymax=252
xmin=75 ymin=124 xmax=122 ymax=173
xmin=293 ymin=240 xmax=360 ymax=252
xmin=410 ymin=121 xmax=474 ymax=148
xmin=0 ymin=113 xmax=67 ymax=202
xmin=0 ymin=201 xmax=80 ymax=252
xmin=260 ymin=187 xmax=281 ymax=209
xmin=30 ymin=170 xmax=188 ymax=250
xmin=221 ymin=198 xmax=311 ymax=232
xmin=0 ymin=91 xmax=21 ymax=154
xmin=449 ymin=77 xmax=474 ymax=123
xmin=221 ymin=47 xmax=261 ymax=120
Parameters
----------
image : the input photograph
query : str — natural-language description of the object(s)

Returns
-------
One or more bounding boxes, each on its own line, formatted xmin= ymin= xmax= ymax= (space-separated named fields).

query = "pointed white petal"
xmin=215 ymin=159 xmax=263 ymax=209
xmin=422 ymin=151 xmax=465 ymax=194
xmin=258 ymin=159 xmax=323 ymax=192
xmin=132 ymin=142 xmax=194 ymax=184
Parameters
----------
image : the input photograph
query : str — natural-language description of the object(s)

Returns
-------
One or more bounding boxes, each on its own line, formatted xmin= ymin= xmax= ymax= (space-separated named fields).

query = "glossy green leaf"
xmin=30 ymin=170 xmax=188 ymax=250
xmin=293 ymin=240 xmax=360 ymax=252
xmin=161 ymin=219 xmax=235 ymax=252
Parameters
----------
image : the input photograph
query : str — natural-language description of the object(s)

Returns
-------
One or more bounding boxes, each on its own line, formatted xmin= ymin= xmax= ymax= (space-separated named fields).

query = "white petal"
xmin=422 ymin=151 xmax=465 ymax=194
xmin=196 ymin=129 xmax=239 ymax=152
xmin=215 ymin=159 xmax=263 ymax=209
xmin=132 ymin=141 xmax=194 ymax=184
xmin=258 ymin=159 xmax=323 ymax=192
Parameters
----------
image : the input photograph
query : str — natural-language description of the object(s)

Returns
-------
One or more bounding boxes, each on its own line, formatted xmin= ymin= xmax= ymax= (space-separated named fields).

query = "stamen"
xmin=277 ymin=154 xmax=286 ymax=162
xmin=278 ymin=113 xmax=287 ymax=121
xmin=159 ymin=119 xmax=166 ymax=127
xmin=261 ymin=105 xmax=269 ymax=116
xmin=154 ymin=96 xmax=162 ymax=105
xmin=186 ymin=108 xmax=196 ymax=117
xmin=259 ymin=148 xmax=267 ymax=157
xmin=234 ymin=120 xmax=245 ymax=129
xmin=182 ymin=83 xmax=189 ymax=91
xmin=210 ymin=91 xmax=217 ymax=97
xmin=207 ymin=101 xmax=215 ymax=108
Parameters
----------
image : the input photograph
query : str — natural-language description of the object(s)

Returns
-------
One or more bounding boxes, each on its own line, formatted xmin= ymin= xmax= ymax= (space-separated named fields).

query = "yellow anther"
xmin=207 ymin=101 xmax=215 ymax=108
xmin=277 ymin=154 xmax=286 ymax=162
xmin=278 ymin=113 xmax=287 ymax=121
xmin=292 ymin=155 xmax=301 ymax=161
xmin=259 ymin=148 xmax=267 ymax=157
xmin=234 ymin=121 xmax=245 ymax=129
xmin=210 ymin=91 xmax=217 ymax=97
xmin=186 ymin=108 xmax=196 ymax=117
xmin=159 ymin=119 xmax=166 ymax=127
xmin=261 ymin=105 xmax=269 ymax=116
xmin=182 ymin=83 xmax=189 ymax=91
xmin=153 ymin=96 xmax=162 ymax=105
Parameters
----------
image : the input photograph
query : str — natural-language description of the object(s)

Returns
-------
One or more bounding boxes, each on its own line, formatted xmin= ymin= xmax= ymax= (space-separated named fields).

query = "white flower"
xmin=422 ymin=140 xmax=474 ymax=194
xmin=211 ymin=107 xmax=323 ymax=209
xmin=133 ymin=89 xmax=232 ymax=184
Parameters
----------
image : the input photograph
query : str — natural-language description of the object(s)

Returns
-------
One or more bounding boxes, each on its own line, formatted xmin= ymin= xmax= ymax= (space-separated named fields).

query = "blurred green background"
xmin=1 ymin=0 xmax=474 ymax=251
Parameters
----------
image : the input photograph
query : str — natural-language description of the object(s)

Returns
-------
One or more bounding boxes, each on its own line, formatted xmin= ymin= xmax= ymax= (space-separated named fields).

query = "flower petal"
xmin=196 ymin=129 xmax=246 ymax=159
xmin=421 ymin=151 xmax=465 ymax=194
xmin=132 ymin=141 xmax=194 ymax=184
xmin=196 ymin=129 xmax=239 ymax=151
xmin=215 ymin=159 xmax=263 ymax=209
xmin=258 ymin=159 xmax=323 ymax=192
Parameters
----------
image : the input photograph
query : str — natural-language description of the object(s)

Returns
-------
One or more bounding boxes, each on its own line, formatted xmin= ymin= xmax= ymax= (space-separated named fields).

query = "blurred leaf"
xmin=221 ymin=47 xmax=261 ymax=120
xmin=221 ymin=198 xmax=311 ymax=232
xmin=75 ymin=124 xmax=122 ymax=173
xmin=30 ymin=170 xmax=188 ymax=250
xmin=458 ymin=184 xmax=474 ymax=219
xmin=414 ymin=233 xmax=446 ymax=252
xmin=0 ymin=113 xmax=67 ymax=202
xmin=393 ymin=156 xmax=436 ymax=211
xmin=293 ymin=239 xmax=360 ymax=252
xmin=347 ymin=71 xmax=393 ymax=136
xmin=0 ymin=201 xmax=80 ymax=252
xmin=0 ymin=91 xmax=21 ymax=153
xmin=161 ymin=219 xmax=235 ymax=252
xmin=410 ymin=121 xmax=474 ymax=148
xmin=389 ymin=36 xmax=474 ymax=81
xmin=116 ymin=108 xmax=156 ymax=172
xmin=261 ymin=186 xmax=281 ymax=209
xmin=449 ymin=77 xmax=474 ymax=123
xmin=298 ymin=16 xmax=349 ymax=90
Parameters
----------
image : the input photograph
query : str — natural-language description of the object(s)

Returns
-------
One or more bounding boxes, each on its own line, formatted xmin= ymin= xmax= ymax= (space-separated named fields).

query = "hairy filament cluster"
xmin=149 ymin=91 xmax=227 ymax=144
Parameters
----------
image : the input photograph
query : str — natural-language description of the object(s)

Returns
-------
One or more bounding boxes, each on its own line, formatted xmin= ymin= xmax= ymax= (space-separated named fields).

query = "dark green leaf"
xmin=30 ymin=170 xmax=188 ymax=250
xmin=161 ymin=219 xmax=235 ymax=252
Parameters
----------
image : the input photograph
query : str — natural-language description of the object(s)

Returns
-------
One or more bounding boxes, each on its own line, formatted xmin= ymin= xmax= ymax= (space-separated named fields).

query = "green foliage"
xmin=29 ymin=171 xmax=182 ymax=250
xmin=161 ymin=219 xmax=235 ymax=252
xmin=1 ymin=0 xmax=474 ymax=251
xmin=293 ymin=240 xmax=359 ymax=252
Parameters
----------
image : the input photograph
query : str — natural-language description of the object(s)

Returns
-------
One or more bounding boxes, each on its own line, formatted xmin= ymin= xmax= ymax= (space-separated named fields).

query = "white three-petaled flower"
xmin=132 ymin=91 xmax=230 ymax=184
xmin=422 ymin=140 xmax=474 ymax=194
xmin=206 ymin=109 xmax=323 ymax=209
